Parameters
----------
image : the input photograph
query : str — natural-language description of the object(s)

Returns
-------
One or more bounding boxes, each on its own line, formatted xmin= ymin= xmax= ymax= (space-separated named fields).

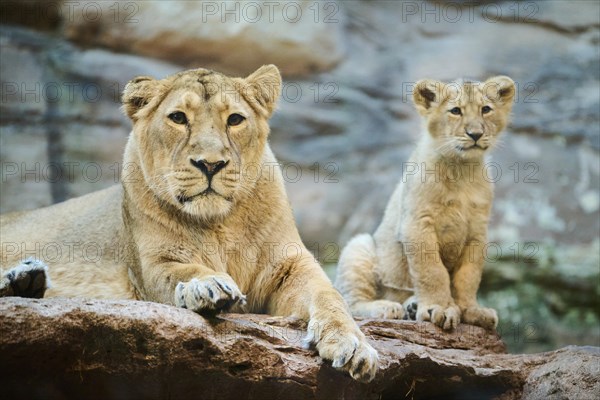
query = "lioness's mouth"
xmin=176 ymin=188 xmax=225 ymax=204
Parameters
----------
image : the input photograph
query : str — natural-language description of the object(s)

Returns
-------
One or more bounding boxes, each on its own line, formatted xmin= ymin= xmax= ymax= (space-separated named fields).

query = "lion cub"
xmin=336 ymin=76 xmax=515 ymax=330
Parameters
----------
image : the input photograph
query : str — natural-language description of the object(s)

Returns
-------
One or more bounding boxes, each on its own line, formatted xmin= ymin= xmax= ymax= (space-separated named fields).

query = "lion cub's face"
xmin=413 ymin=76 xmax=515 ymax=159
xmin=122 ymin=65 xmax=282 ymax=220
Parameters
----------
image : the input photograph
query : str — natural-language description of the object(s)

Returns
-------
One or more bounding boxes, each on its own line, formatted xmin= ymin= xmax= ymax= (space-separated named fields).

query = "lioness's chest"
xmin=190 ymin=226 xmax=264 ymax=275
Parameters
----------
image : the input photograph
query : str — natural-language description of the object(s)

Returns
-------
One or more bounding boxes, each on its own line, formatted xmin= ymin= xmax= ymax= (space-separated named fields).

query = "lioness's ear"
xmin=122 ymin=76 xmax=158 ymax=120
xmin=413 ymin=79 xmax=444 ymax=115
xmin=483 ymin=75 xmax=515 ymax=107
xmin=244 ymin=64 xmax=282 ymax=118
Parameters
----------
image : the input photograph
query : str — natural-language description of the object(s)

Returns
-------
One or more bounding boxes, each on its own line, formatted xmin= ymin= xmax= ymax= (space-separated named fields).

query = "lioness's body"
xmin=0 ymin=65 xmax=377 ymax=382
xmin=1 ymin=186 xmax=132 ymax=298
xmin=1 ymin=147 xmax=296 ymax=308
xmin=336 ymin=76 xmax=516 ymax=330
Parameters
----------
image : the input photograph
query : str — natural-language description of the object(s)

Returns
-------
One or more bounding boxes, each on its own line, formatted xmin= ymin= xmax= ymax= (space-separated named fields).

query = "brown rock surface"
xmin=1 ymin=298 xmax=598 ymax=399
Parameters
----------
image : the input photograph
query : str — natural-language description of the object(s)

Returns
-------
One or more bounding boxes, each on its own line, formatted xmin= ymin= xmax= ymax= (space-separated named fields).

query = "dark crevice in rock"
xmin=45 ymin=96 xmax=68 ymax=203
xmin=495 ymin=17 xmax=600 ymax=36
xmin=0 ymin=2 xmax=62 ymax=32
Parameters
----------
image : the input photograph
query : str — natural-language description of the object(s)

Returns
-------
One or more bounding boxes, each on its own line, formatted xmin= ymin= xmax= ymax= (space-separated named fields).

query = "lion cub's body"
xmin=0 ymin=66 xmax=377 ymax=382
xmin=336 ymin=76 xmax=515 ymax=330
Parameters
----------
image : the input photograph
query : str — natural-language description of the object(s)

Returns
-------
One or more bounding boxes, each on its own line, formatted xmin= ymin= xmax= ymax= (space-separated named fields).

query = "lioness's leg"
xmin=269 ymin=254 xmax=378 ymax=383
xmin=0 ymin=258 xmax=50 ymax=298
xmin=403 ymin=219 xmax=460 ymax=330
xmin=452 ymin=240 xmax=498 ymax=330
xmin=140 ymin=262 xmax=245 ymax=315
xmin=336 ymin=234 xmax=404 ymax=319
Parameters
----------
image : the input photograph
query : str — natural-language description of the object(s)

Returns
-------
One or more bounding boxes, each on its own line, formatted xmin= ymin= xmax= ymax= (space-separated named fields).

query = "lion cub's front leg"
xmin=403 ymin=220 xmax=460 ymax=330
xmin=452 ymin=240 xmax=498 ymax=330
xmin=269 ymin=257 xmax=378 ymax=382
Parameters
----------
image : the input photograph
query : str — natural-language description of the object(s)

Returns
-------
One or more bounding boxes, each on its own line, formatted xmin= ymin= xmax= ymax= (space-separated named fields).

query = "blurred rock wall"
xmin=1 ymin=0 xmax=599 ymax=351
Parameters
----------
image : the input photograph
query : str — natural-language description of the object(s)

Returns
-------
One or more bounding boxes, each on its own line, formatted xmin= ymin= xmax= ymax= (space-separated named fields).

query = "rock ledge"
xmin=1 ymin=298 xmax=598 ymax=399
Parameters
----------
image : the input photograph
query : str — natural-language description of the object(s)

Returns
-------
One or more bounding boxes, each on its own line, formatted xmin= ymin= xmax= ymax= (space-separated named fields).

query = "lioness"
xmin=336 ymin=76 xmax=515 ymax=330
xmin=0 ymin=65 xmax=377 ymax=381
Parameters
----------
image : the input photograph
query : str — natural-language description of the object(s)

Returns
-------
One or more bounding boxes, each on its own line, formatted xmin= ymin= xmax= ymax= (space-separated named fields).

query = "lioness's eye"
xmin=482 ymin=105 xmax=492 ymax=114
xmin=449 ymin=107 xmax=462 ymax=115
xmin=227 ymin=113 xmax=245 ymax=126
xmin=168 ymin=111 xmax=188 ymax=125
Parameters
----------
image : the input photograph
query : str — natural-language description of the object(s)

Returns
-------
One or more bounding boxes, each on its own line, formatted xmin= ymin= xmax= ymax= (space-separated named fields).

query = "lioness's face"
xmin=413 ymin=76 xmax=515 ymax=159
xmin=122 ymin=65 xmax=282 ymax=220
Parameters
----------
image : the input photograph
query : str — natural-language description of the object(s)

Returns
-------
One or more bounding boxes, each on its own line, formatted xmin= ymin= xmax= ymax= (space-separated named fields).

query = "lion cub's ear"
xmin=413 ymin=79 xmax=445 ymax=116
xmin=122 ymin=76 xmax=158 ymax=121
xmin=244 ymin=64 xmax=282 ymax=118
xmin=482 ymin=75 xmax=516 ymax=107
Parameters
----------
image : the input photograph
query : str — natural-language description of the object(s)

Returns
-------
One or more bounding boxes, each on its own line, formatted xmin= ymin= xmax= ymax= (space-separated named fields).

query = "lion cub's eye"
xmin=482 ymin=105 xmax=492 ymax=114
xmin=168 ymin=111 xmax=188 ymax=125
xmin=449 ymin=107 xmax=462 ymax=116
xmin=227 ymin=113 xmax=245 ymax=126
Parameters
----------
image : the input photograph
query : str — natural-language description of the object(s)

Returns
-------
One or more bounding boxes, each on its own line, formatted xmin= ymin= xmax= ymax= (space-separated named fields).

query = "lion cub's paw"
xmin=461 ymin=306 xmax=498 ymax=330
xmin=175 ymin=275 xmax=246 ymax=315
xmin=0 ymin=258 xmax=50 ymax=298
xmin=304 ymin=319 xmax=379 ymax=383
xmin=352 ymin=300 xmax=405 ymax=319
xmin=416 ymin=303 xmax=460 ymax=330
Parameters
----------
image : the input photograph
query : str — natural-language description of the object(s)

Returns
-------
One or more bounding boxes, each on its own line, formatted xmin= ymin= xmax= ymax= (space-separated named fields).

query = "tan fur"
xmin=336 ymin=76 xmax=516 ymax=330
xmin=0 ymin=65 xmax=377 ymax=381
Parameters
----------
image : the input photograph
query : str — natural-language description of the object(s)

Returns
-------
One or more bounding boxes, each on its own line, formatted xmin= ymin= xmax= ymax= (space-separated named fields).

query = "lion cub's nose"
xmin=466 ymin=132 xmax=483 ymax=143
xmin=191 ymin=159 xmax=228 ymax=177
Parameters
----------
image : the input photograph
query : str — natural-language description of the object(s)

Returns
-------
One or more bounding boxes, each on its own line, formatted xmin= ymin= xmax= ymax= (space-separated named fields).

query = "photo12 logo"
xmin=0 ymin=161 xmax=341 ymax=185
xmin=401 ymin=80 xmax=540 ymax=104
xmin=400 ymin=1 xmax=539 ymax=24
xmin=401 ymin=162 xmax=539 ymax=184
xmin=2 ymin=81 xmax=104 ymax=103
xmin=198 ymin=1 xmax=341 ymax=24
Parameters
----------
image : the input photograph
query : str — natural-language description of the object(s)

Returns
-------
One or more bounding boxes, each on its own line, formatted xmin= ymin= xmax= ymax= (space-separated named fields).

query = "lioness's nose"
xmin=466 ymin=132 xmax=483 ymax=142
xmin=191 ymin=159 xmax=228 ymax=177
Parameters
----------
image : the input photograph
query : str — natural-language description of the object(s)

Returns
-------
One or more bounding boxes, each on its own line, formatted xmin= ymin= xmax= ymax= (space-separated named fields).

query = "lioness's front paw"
xmin=175 ymin=275 xmax=246 ymax=315
xmin=0 ymin=258 xmax=50 ymax=298
xmin=416 ymin=303 xmax=460 ymax=330
xmin=304 ymin=319 xmax=378 ymax=383
xmin=461 ymin=306 xmax=498 ymax=330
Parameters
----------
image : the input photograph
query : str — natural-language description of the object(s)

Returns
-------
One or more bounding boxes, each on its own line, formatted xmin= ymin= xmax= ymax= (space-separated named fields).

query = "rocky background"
xmin=1 ymin=1 xmax=598 ymax=353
